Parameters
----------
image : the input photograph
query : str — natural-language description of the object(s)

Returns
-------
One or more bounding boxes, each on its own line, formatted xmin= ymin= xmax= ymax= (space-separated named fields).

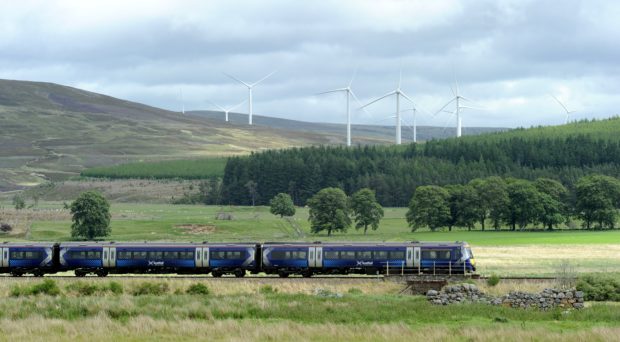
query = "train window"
xmin=179 ymin=251 xmax=194 ymax=260
xmin=388 ymin=251 xmax=405 ymax=260
xmin=196 ymin=251 xmax=201 ymax=259
xmin=164 ymin=252 xmax=178 ymax=259
xmin=133 ymin=251 xmax=147 ymax=260
xmin=356 ymin=251 xmax=372 ymax=259
xmin=341 ymin=251 xmax=356 ymax=260
xmin=148 ymin=251 xmax=164 ymax=259
xmin=3 ymin=251 xmax=7 ymax=259
xmin=87 ymin=251 xmax=101 ymax=259
xmin=421 ymin=251 xmax=436 ymax=259
xmin=373 ymin=251 xmax=388 ymax=260
xmin=270 ymin=251 xmax=286 ymax=260
xmin=324 ymin=251 xmax=339 ymax=259
xmin=111 ymin=251 xmax=115 ymax=260
xmin=71 ymin=251 xmax=87 ymax=259
xmin=210 ymin=251 xmax=226 ymax=259
xmin=227 ymin=251 xmax=243 ymax=259
xmin=466 ymin=248 xmax=474 ymax=258
xmin=103 ymin=251 xmax=107 ymax=260
xmin=422 ymin=250 xmax=451 ymax=260
xmin=118 ymin=251 xmax=131 ymax=259
xmin=309 ymin=251 xmax=314 ymax=259
xmin=25 ymin=251 xmax=41 ymax=259
xmin=10 ymin=251 xmax=24 ymax=259
xmin=407 ymin=250 xmax=412 ymax=260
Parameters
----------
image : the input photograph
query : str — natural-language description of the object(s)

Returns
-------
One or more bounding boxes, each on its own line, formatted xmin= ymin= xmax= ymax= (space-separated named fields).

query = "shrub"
xmin=12 ymin=279 xmax=61 ymax=297
xmin=487 ymin=274 xmax=501 ymax=287
xmin=347 ymin=288 xmax=363 ymax=295
xmin=108 ymin=281 xmax=123 ymax=295
xmin=66 ymin=281 xmax=99 ymax=296
xmin=259 ymin=285 xmax=278 ymax=294
xmin=132 ymin=282 xmax=169 ymax=296
xmin=0 ymin=223 xmax=12 ymax=233
xmin=186 ymin=283 xmax=210 ymax=295
xmin=576 ymin=274 xmax=620 ymax=301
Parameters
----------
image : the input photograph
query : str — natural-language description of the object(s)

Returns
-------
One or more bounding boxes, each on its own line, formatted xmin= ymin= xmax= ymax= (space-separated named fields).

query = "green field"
xmin=80 ymin=158 xmax=227 ymax=179
xmin=2 ymin=202 xmax=620 ymax=276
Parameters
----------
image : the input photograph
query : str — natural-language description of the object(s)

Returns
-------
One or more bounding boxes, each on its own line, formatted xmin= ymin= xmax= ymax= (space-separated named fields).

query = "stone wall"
xmin=426 ymin=284 xmax=584 ymax=310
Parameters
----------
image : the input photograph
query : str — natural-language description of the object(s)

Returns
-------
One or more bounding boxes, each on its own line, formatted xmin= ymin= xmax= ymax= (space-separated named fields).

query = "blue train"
xmin=0 ymin=241 xmax=475 ymax=277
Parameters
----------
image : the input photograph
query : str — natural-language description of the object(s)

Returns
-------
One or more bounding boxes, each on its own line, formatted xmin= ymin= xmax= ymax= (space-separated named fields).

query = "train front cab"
xmin=0 ymin=243 xmax=55 ymax=276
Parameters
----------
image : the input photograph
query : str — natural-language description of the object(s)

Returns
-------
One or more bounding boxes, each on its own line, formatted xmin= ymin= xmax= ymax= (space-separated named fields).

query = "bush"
xmin=576 ymin=274 xmax=620 ymax=301
xmin=132 ymin=282 xmax=169 ymax=296
xmin=0 ymin=223 xmax=12 ymax=233
xmin=259 ymin=285 xmax=278 ymax=294
xmin=487 ymin=274 xmax=501 ymax=287
xmin=186 ymin=283 xmax=210 ymax=295
xmin=12 ymin=279 xmax=61 ymax=297
xmin=347 ymin=288 xmax=363 ymax=295
xmin=65 ymin=281 xmax=123 ymax=296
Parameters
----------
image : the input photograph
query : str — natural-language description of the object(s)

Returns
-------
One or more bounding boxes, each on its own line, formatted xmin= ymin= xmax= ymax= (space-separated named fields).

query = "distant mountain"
xmin=187 ymin=110 xmax=508 ymax=142
xmin=0 ymin=79 xmax=373 ymax=190
xmin=0 ymin=79 xmax=506 ymax=191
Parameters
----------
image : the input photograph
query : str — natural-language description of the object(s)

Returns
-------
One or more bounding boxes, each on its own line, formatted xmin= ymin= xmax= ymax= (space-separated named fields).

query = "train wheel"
xmin=96 ymin=270 xmax=108 ymax=277
xmin=33 ymin=271 xmax=44 ymax=277
xmin=212 ymin=271 xmax=222 ymax=278
xmin=302 ymin=271 xmax=312 ymax=278
xmin=278 ymin=271 xmax=289 ymax=278
xmin=11 ymin=271 xmax=23 ymax=277
xmin=234 ymin=269 xmax=245 ymax=278
xmin=75 ymin=270 xmax=86 ymax=277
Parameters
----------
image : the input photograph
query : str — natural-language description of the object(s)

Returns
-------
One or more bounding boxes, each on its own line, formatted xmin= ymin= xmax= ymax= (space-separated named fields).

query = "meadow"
xmin=0 ymin=277 xmax=619 ymax=341
xmin=2 ymin=202 xmax=620 ymax=276
xmin=80 ymin=158 xmax=227 ymax=179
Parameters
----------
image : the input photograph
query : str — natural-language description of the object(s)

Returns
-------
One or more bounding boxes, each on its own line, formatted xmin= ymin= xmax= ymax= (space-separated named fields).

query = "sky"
xmin=1 ymin=0 xmax=619 ymax=128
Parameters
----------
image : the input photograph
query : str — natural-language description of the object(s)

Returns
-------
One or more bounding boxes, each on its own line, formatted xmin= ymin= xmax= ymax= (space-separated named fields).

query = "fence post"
xmin=433 ymin=261 xmax=436 ymax=276
xmin=386 ymin=261 xmax=389 ymax=276
xmin=418 ymin=261 xmax=421 ymax=275
xmin=449 ymin=262 xmax=451 ymax=276
xmin=401 ymin=260 xmax=404 ymax=275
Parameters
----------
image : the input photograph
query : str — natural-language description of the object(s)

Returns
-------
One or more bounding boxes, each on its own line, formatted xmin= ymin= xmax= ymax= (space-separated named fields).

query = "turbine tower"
xmin=362 ymin=71 xmax=414 ymax=145
xmin=208 ymin=99 xmax=247 ymax=122
xmin=435 ymin=79 xmax=475 ymax=138
xmin=550 ymin=94 xmax=576 ymax=124
xmin=317 ymin=70 xmax=363 ymax=146
xmin=399 ymin=105 xmax=419 ymax=142
xmin=225 ymin=71 xmax=276 ymax=125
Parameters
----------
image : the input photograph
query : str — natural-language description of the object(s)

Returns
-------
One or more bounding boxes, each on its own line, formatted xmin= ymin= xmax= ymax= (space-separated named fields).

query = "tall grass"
xmin=81 ymin=158 xmax=227 ymax=179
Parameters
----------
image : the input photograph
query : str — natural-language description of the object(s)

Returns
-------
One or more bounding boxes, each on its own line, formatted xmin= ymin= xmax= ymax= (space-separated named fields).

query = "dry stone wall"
xmin=426 ymin=284 xmax=585 ymax=310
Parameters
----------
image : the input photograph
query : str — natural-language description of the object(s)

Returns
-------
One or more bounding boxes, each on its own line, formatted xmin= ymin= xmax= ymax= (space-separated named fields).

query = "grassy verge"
xmin=0 ymin=278 xmax=619 ymax=341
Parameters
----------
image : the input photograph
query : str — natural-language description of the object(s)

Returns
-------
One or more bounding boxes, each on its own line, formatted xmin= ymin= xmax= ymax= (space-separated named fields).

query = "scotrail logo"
xmin=148 ymin=261 xmax=164 ymax=266
xmin=356 ymin=261 xmax=373 ymax=266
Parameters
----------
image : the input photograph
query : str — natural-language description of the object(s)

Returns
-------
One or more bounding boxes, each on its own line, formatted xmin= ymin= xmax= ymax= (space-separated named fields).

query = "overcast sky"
xmin=1 ymin=0 xmax=619 ymax=128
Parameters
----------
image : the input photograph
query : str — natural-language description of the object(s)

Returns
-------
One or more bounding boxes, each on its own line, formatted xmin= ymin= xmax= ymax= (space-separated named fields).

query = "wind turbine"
xmin=208 ymin=99 xmax=247 ymax=122
xmin=550 ymin=94 xmax=576 ymax=124
xmin=361 ymin=71 xmax=414 ymax=145
xmin=224 ymin=71 xmax=276 ymax=125
xmin=434 ymin=79 xmax=477 ymax=138
xmin=316 ymin=70 xmax=363 ymax=146
xmin=179 ymin=88 xmax=185 ymax=115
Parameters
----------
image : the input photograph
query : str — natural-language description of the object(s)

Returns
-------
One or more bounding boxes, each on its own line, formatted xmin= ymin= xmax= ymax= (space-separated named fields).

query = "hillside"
xmin=0 ymin=79 xmax=387 ymax=190
xmin=222 ymin=116 xmax=620 ymax=206
xmin=187 ymin=110 xmax=507 ymax=142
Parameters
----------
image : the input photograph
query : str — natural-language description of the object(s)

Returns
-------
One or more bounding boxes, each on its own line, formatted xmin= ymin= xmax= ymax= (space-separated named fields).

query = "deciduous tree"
xmin=307 ymin=187 xmax=350 ymax=236
xmin=349 ymin=188 xmax=384 ymax=235
xmin=70 ymin=191 xmax=111 ymax=240
xmin=406 ymin=186 xmax=450 ymax=232
xmin=269 ymin=193 xmax=296 ymax=218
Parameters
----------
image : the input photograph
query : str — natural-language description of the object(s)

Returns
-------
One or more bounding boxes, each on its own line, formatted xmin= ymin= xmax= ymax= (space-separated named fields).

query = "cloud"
xmin=0 ymin=0 xmax=619 ymax=128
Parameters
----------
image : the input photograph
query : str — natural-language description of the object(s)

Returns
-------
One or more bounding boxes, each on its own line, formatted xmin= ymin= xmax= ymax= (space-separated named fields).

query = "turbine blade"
xmin=207 ymin=100 xmax=226 ymax=112
xmin=550 ymin=94 xmax=570 ymax=114
xmin=251 ymin=70 xmax=277 ymax=87
xmin=433 ymin=98 xmax=456 ymax=116
xmin=223 ymin=72 xmax=251 ymax=87
xmin=349 ymin=90 xmax=371 ymax=116
xmin=361 ymin=91 xmax=396 ymax=108
xmin=316 ymin=88 xmax=347 ymax=95
xmin=348 ymin=67 xmax=358 ymax=88
xmin=399 ymin=91 xmax=415 ymax=104
xmin=228 ymin=99 xmax=247 ymax=112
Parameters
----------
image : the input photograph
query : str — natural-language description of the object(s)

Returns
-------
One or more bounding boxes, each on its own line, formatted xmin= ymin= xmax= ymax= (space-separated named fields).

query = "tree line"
xmin=221 ymin=134 xmax=620 ymax=207
xmin=407 ymin=175 xmax=620 ymax=231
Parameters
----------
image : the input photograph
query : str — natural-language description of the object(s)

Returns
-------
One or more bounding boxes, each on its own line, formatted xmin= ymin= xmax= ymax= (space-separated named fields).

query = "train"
xmin=0 ymin=241 xmax=475 ymax=277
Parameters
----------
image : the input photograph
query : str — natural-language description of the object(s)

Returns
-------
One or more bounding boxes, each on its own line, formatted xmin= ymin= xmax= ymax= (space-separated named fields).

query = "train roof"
xmin=1 ymin=242 xmax=55 ymax=247
xmin=57 ymin=242 xmax=256 ymax=247
xmin=262 ymin=241 xmax=469 ymax=247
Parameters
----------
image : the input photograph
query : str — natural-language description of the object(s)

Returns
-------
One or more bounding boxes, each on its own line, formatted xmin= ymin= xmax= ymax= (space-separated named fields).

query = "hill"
xmin=187 ymin=110 xmax=507 ymax=142
xmin=0 ymin=79 xmax=386 ymax=190
xmin=221 ymin=117 xmax=620 ymax=206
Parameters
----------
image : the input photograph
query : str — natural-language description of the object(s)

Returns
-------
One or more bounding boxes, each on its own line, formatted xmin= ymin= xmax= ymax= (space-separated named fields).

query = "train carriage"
xmin=0 ymin=242 xmax=56 ymax=276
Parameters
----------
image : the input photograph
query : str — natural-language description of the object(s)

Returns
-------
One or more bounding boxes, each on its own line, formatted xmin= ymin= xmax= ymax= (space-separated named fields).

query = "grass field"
xmin=1 ymin=202 xmax=620 ymax=276
xmin=0 ymin=278 xmax=619 ymax=341
xmin=80 ymin=158 xmax=227 ymax=179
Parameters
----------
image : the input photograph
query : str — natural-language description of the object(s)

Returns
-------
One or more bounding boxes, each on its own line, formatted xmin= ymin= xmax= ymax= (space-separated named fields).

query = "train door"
xmin=202 ymin=247 xmax=209 ymax=268
xmin=413 ymin=247 xmax=421 ymax=268
xmin=103 ymin=247 xmax=116 ymax=268
xmin=195 ymin=247 xmax=203 ymax=267
xmin=406 ymin=247 xmax=414 ymax=268
xmin=308 ymin=247 xmax=316 ymax=268
xmin=315 ymin=246 xmax=323 ymax=268
xmin=0 ymin=247 xmax=8 ymax=268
